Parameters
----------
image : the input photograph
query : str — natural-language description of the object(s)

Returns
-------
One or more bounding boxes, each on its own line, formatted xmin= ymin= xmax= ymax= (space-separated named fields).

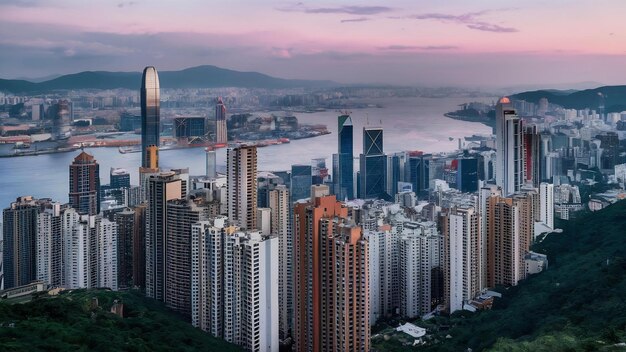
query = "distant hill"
xmin=0 ymin=289 xmax=242 ymax=351
xmin=0 ymin=65 xmax=337 ymax=93
xmin=373 ymin=200 xmax=626 ymax=351
xmin=512 ymin=85 xmax=626 ymax=113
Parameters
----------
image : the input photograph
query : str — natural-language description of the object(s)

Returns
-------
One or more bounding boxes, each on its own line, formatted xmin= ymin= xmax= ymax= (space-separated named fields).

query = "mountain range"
xmin=512 ymin=85 xmax=626 ymax=113
xmin=0 ymin=65 xmax=337 ymax=93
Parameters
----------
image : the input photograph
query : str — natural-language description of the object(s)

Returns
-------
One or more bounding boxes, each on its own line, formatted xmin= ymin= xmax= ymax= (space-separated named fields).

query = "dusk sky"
xmin=1 ymin=0 xmax=625 ymax=87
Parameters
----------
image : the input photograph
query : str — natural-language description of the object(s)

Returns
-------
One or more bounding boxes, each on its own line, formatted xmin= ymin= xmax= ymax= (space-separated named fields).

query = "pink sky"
xmin=1 ymin=0 xmax=625 ymax=86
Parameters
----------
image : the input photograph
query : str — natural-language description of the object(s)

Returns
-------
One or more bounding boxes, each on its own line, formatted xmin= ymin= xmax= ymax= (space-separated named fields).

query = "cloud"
xmin=340 ymin=17 xmax=370 ymax=23
xmin=397 ymin=10 xmax=518 ymax=33
xmin=278 ymin=4 xmax=392 ymax=15
xmin=378 ymin=45 xmax=458 ymax=51
xmin=117 ymin=1 xmax=136 ymax=8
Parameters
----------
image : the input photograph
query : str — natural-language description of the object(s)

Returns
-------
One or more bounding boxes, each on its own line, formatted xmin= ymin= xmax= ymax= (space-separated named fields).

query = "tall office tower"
xmin=191 ymin=218 xmax=279 ymax=352
xmin=294 ymin=194 xmax=370 ymax=352
xmin=114 ymin=208 xmax=135 ymax=289
xmin=539 ymin=183 xmax=554 ymax=229
xmin=206 ymin=148 xmax=217 ymax=178
xmin=269 ymin=185 xmax=292 ymax=338
xmin=215 ymin=97 xmax=228 ymax=144
xmin=110 ymin=168 xmax=131 ymax=189
xmin=47 ymin=100 xmax=71 ymax=140
xmin=37 ymin=201 xmax=65 ymax=287
xmin=62 ymin=210 xmax=118 ymax=290
xmin=132 ymin=203 xmax=147 ymax=287
xmin=486 ymin=192 xmax=537 ymax=287
xmin=386 ymin=152 xmax=406 ymax=197
xmin=311 ymin=158 xmax=328 ymax=185
xmin=291 ymin=164 xmax=312 ymax=203
xmin=227 ymin=146 xmax=258 ymax=230
xmin=477 ymin=183 xmax=501 ymax=290
xmin=360 ymin=126 xmax=387 ymax=199
xmin=523 ymin=125 xmax=542 ymax=187
xmin=257 ymin=172 xmax=284 ymax=208
xmin=0 ymin=238 xmax=3 ymax=290
xmin=443 ymin=206 xmax=481 ymax=313
xmin=456 ymin=158 xmax=479 ymax=193
xmin=2 ymin=196 xmax=39 ymax=289
xmin=139 ymin=145 xmax=160 ymax=202
xmin=166 ymin=198 xmax=210 ymax=318
xmin=366 ymin=225 xmax=399 ymax=325
xmin=398 ymin=222 xmax=443 ymax=318
xmin=495 ymin=97 xmax=524 ymax=195
xmin=69 ymin=151 xmax=101 ymax=215
xmin=145 ymin=171 xmax=185 ymax=301
xmin=141 ymin=66 xmax=160 ymax=168
xmin=406 ymin=152 xmax=430 ymax=196
xmin=333 ymin=114 xmax=354 ymax=200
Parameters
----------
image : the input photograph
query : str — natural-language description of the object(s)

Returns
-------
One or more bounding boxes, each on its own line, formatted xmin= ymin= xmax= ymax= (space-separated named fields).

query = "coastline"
xmin=444 ymin=112 xmax=495 ymax=131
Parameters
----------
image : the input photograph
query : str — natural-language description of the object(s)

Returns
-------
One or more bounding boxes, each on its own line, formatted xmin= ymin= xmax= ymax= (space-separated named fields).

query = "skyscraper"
xmin=333 ymin=114 xmax=354 ymax=200
xmin=145 ymin=171 xmax=186 ymax=301
xmin=268 ymin=185 xmax=291 ymax=338
xmin=290 ymin=164 xmax=312 ymax=203
xmin=293 ymin=190 xmax=370 ymax=352
xmin=141 ymin=66 xmax=160 ymax=168
xmin=456 ymin=158 xmax=479 ymax=193
xmin=360 ymin=126 xmax=387 ymax=199
xmin=227 ymin=146 xmax=258 ymax=230
xmin=2 ymin=196 xmax=39 ymax=289
xmin=444 ymin=206 xmax=481 ymax=313
xmin=165 ymin=198 xmax=210 ymax=318
xmin=406 ymin=152 xmax=430 ymax=197
xmin=110 ymin=168 xmax=131 ymax=189
xmin=69 ymin=151 xmax=101 ymax=215
xmin=132 ymin=203 xmax=147 ymax=288
xmin=191 ymin=217 xmax=279 ymax=352
xmin=114 ymin=208 xmax=135 ymax=289
xmin=215 ymin=97 xmax=228 ymax=144
xmin=37 ymin=200 xmax=65 ymax=287
xmin=495 ymin=97 xmax=524 ymax=195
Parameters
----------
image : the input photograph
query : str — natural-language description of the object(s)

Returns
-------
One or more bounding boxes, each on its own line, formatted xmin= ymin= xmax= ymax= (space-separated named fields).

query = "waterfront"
xmin=0 ymin=97 xmax=493 ymax=206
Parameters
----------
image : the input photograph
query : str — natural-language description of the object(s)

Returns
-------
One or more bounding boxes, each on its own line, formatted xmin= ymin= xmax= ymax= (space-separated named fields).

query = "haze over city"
xmin=1 ymin=0 xmax=626 ymax=86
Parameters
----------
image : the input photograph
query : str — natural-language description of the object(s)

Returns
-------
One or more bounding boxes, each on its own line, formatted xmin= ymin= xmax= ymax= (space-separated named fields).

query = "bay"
xmin=0 ymin=96 xmax=493 ymax=207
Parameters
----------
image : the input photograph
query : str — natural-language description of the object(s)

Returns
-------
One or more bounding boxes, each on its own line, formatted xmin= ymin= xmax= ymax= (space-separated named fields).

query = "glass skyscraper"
xmin=359 ymin=126 xmax=387 ymax=199
xmin=290 ymin=164 xmax=312 ymax=203
xmin=141 ymin=66 xmax=160 ymax=168
xmin=334 ymin=114 xmax=354 ymax=200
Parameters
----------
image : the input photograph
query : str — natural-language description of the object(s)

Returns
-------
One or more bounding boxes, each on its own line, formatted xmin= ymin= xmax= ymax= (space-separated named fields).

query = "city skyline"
xmin=1 ymin=1 xmax=626 ymax=86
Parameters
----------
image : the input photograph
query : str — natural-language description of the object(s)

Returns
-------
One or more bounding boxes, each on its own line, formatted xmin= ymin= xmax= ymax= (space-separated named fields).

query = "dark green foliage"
xmin=373 ymin=200 xmax=626 ymax=351
xmin=0 ymin=289 xmax=242 ymax=352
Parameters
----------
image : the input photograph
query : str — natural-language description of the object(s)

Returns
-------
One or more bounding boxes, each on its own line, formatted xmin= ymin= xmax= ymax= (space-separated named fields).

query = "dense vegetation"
xmin=0 ymin=289 xmax=242 ymax=352
xmin=373 ymin=199 xmax=626 ymax=351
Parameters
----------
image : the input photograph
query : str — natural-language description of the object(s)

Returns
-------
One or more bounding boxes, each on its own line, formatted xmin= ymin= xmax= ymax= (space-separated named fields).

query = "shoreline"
xmin=444 ymin=112 xmax=495 ymax=131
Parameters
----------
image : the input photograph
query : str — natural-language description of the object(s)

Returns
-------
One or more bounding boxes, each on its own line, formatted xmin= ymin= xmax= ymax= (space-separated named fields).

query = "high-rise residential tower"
xmin=141 ymin=66 xmax=160 ymax=168
xmin=227 ymin=146 xmax=258 ymax=230
xmin=145 ymin=171 xmax=186 ymax=301
xmin=495 ymin=97 xmax=524 ymax=195
xmin=215 ymin=97 xmax=227 ymax=144
xmin=359 ymin=126 xmax=387 ymax=199
xmin=69 ymin=151 xmax=101 ymax=215
xmin=293 ymin=191 xmax=370 ymax=352
xmin=333 ymin=114 xmax=354 ymax=200
xmin=268 ymin=185 xmax=291 ymax=338
xmin=2 ymin=196 xmax=39 ymax=289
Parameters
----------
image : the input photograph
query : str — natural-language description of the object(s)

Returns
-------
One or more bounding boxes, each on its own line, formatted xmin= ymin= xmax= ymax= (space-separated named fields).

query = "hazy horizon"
xmin=1 ymin=0 xmax=625 ymax=87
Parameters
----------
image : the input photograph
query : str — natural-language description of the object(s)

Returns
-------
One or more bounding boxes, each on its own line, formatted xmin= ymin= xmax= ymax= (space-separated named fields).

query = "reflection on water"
xmin=0 ymin=97 xmax=493 ymax=205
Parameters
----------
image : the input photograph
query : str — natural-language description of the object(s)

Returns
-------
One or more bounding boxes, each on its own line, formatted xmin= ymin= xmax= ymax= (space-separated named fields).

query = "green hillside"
xmin=0 ymin=289 xmax=242 ymax=352
xmin=373 ymin=200 xmax=626 ymax=351
xmin=512 ymin=85 xmax=626 ymax=112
